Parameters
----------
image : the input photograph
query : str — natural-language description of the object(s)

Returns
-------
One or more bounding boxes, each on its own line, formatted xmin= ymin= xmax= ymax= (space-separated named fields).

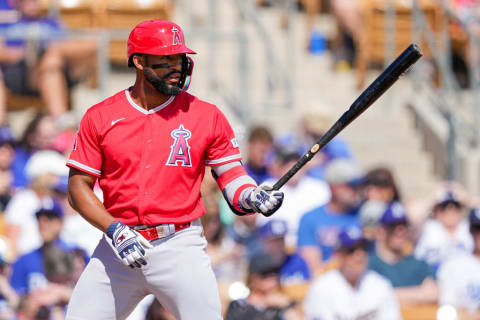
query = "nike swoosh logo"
xmin=111 ymin=118 xmax=126 ymax=126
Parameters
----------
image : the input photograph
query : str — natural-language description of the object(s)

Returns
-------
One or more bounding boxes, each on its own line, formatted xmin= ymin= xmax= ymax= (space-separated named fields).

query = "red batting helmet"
xmin=127 ymin=20 xmax=196 ymax=67
xmin=127 ymin=20 xmax=196 ymax=90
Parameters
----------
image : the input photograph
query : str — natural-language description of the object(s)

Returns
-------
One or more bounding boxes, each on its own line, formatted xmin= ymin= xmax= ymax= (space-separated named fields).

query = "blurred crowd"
xmin=0 ymin=108 xmax=477 ymax=319
xmin=0 ymin=0 xmax=478 ymax=319
xmin=203 ymin=114 xmax=480 ymax=320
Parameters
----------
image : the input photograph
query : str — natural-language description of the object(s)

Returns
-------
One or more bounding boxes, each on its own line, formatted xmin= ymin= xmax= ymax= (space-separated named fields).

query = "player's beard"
xmin=143 ymin=68 xmax=182 ymax=96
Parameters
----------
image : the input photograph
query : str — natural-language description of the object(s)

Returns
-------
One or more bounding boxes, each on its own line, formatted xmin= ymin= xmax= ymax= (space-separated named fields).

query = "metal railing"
xmin=406 ymin=0 xmax=480 ymax=180
xmin=178 ymin=0 xmax=294 ymax=125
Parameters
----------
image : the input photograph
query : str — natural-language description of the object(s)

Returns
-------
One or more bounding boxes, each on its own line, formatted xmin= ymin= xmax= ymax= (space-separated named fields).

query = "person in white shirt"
xmin=304 ymin=226 xmax=401 ymax=320
xmin=415 ymin=188 xmax=473 ymax=270
xmin=257 ymin=146 xmax=331 ymax=248
xmin=437 ymin=207 xmax=480 ymax=317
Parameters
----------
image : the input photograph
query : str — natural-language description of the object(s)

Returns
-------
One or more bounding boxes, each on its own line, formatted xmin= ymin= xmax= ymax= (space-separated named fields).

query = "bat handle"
xmin=272 ymin=150 xmax=316 ymax=190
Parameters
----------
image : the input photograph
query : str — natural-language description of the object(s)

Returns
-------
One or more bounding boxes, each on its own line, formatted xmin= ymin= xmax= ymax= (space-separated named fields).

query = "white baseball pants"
xmin=65 ymin=220 xmax=222 ymax=319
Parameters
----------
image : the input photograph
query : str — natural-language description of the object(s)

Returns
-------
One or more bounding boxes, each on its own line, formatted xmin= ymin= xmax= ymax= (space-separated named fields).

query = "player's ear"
xmin=132 ymin=54 xmax=145 ymax=71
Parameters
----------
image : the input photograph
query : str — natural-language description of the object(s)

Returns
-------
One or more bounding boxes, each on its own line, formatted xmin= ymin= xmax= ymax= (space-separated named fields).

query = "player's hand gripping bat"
xmin=272 ymin=43 xmax=423 ymax=191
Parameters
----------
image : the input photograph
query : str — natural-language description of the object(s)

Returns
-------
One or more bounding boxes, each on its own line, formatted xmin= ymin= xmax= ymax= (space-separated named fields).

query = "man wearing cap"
xmin=369 ymin=201 xmax=438 ymax=306
xmin=300 ymin=110 xmax=355 ymax=180
xmin=437 ymin=207 xmax=480 ymax=316
xmin=10 ymin=204 xmax=73 ymax=294
xmin=297 ymin=158 xmax=363 ymax=275
xmin=5 ymin=150 xmax=68 ymax=257
xmin=225 ymin=252 xmax=300 ymax=320
xmin=414 ymin=187 xmax=473 ymax=270
xmin=258 ymin=220 xmax=310 ymax=285
xmin=304 ymin=227 xmax=401 ymax=320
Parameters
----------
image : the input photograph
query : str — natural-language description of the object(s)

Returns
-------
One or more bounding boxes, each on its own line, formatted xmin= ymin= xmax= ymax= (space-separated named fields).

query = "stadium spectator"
xmin=0 ymin=250 xmax=18 ymax=319
xmin=258 ymin=220 xmax=310 ymax=285
xmin=362 ymin=166 xmax=402 ymax=203
xmin=5 ymin=150 xmax=68 ymax=257
xmin=257 ymin=145 xmax=330 ymax=248
xmin=437 ymin=206 xmax=480 ymax=317
xmin=12 ymin=113 xmax=58 ymax=189
xmin=369 ymin=201 xmax=438 ymax=306
xmin=358 ymin=199 xmax=388 ymax=247
xmin=297 ymin=158 xmax=363 ymax=275
xmin=202 ymin=210 xmax=246 ymax=284
xmin=227 ymin=214 xmax=263 ymax=260
xmin=225 ymin=252 xmax=301 ymax=320
xmin=276 ymin=110 xmax=355 ymax=181
xmin=9 ymin=204 xmax=76 ymax=295
xmin=9 ymin=204 xmax=81 ymax=320
xmin=244 ymin=125 xmax=274 ymax=184
xmin=0 ymin=126 xmax=15 ymax=213
xmin=304 ymin=227 xmax=401 ymax=320
xmin=414 ymin=187 xmax=473 ymax=270
xmin=0 ymin=0 xmax=97 ymax=124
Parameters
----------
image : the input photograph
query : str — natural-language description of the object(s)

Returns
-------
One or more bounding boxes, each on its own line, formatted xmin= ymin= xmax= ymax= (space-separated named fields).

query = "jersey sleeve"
xmin=67 ymin=110 xmax=103 ymax=177
xmin=205 ymin=109 xmax=242 ymax=166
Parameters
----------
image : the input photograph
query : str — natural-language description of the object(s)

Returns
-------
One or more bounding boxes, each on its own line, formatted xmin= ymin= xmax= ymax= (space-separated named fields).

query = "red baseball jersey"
xmin=67 ymin=89 xmax=242 ymax=225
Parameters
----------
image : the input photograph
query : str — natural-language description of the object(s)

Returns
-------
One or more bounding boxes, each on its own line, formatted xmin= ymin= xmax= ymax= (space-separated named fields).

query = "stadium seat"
xmin=356 ymin=0 xmax=442 ymax=88
xmin=401 ymin=304 xmax=438 ymax=320
xmin=5 ymin=87 xmax=73 ymax=111
xmin=102 ymin=0 xmax=173 ymax=65
xmin=39 ymin=0 xmax=98 ymax=29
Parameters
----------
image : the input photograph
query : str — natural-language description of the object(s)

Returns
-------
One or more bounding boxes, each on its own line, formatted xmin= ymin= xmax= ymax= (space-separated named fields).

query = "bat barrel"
xmin=272 ymin=44 xmax=422 ymax=191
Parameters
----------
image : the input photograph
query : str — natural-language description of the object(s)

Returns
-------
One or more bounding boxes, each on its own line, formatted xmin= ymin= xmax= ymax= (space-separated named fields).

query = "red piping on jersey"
xmin=233 ymin=184 xmax=256 ymax=212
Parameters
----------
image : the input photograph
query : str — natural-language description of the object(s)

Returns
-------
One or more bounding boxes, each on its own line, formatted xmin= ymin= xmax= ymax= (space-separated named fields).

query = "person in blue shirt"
xmin=368 ymin=201 xmax=438 ymax=306
xmin=0 ymin=0 xmax=97 ymax=124
xmin=297 ymin=158 xmax=363 ymax=275
xmin=10 ymin=202 xmax=80 ymax=295
xmin=258 ymin=220 xmax=310 ymax=285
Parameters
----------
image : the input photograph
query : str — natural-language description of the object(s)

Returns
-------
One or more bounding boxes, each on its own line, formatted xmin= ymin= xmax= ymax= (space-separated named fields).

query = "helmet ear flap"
xmin=179 ymin=55 xmax=194 ymax=91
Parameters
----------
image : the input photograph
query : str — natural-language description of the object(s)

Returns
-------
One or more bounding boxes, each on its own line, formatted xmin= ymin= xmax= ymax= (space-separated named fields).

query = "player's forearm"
xmin=68 ymin=176 xmax=115 ymax=233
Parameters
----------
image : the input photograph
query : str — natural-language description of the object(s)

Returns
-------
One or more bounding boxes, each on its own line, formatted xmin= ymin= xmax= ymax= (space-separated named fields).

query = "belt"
xmin=134 ymin=222 xmax=191 ymax=241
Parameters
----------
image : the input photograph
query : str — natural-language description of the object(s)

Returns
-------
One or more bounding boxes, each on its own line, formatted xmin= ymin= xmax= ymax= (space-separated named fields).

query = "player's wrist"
xmin=106 ymin=220 xmax=123 ymax=239
xmin=239 ymin=187 xmax=256 ymax=210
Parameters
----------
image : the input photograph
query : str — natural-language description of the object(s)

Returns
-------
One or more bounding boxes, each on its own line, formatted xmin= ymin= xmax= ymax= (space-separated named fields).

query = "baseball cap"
xmin=35 ymin=200 xmax=64 ymax=220
xmin=434 ymin=188 xmax=463 ymax=209
xmin=379 ymin=201 xmax=408 ymax=226
xmin=52 ymin=175 xmax=68 ymax=195
xmin=302 ymin=110 xmax=331 ymax=136
xmin=469 ymin=207 xmax=480 ymax=228
xmin=248 ymin=252 xmax=281 ymax=275
xmin=324 ymin=159 xmax=363 ymax=185
xmin=259 ymin=220 xmax=288 ymax=239
xmin=25 ymin=150 xmax=69 ymax=180
xmin=0 ymin=126 xmax=14 ymax=146
xmin=336 ymin=226 xmax=366 ymax=251
xmin=359 ymin=200 xmax=388 ymax=228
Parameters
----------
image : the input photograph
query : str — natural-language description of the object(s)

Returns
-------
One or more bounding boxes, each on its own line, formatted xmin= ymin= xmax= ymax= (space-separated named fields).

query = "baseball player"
xmin=64 ymin=19 xmax=284 ymax=320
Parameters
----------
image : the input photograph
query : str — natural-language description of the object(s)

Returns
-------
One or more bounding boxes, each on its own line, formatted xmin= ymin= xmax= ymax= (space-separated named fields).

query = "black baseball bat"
xmin=272 ymin=43 xmax=423 ymax=190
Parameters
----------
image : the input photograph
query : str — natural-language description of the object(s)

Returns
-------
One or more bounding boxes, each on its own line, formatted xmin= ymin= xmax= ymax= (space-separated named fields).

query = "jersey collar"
xmin=125 ymin=89 xmax=175 ymax=115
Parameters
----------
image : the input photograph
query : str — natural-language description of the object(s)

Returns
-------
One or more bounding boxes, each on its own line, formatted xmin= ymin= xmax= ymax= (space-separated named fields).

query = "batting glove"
xmin=106 ymin=221 xmax=153 ymax=269
xmin=245 ymin=184 xmax=284 ymax=217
